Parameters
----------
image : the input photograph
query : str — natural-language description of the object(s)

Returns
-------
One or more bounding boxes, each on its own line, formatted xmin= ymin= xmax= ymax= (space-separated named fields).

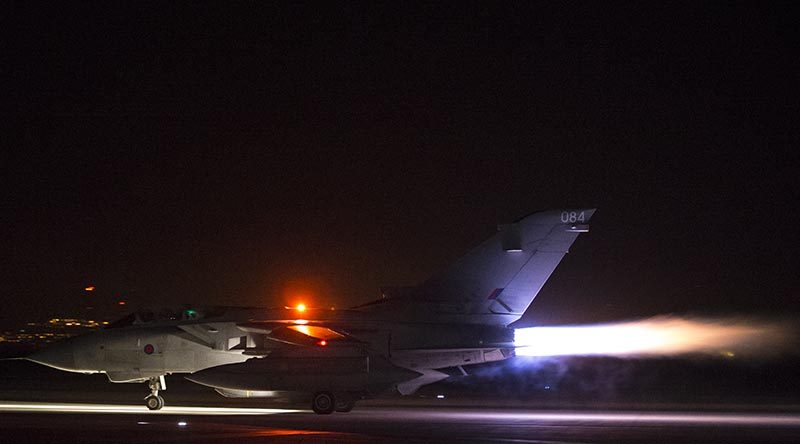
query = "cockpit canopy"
xmin=105 ymin=306 xmax=225 ymax=329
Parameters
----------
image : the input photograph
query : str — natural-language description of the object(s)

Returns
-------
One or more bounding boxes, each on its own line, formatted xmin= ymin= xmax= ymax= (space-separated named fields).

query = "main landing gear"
xmin=311 ymin=391 xmax=358 ymax=414
xmin=144 ymin=376 xmax=166 ymax=410
xmin=334 ymin=394 xmax=356 ymax=413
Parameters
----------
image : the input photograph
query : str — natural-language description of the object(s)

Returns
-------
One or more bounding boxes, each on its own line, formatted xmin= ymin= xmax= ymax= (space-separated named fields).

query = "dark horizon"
xmin=2 ymin=3 xmax=798 ymax=328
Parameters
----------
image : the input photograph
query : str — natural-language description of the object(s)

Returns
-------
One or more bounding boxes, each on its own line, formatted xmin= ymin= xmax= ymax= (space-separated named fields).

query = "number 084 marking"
xmin=560 ymin=211 xmax=586 ymax=223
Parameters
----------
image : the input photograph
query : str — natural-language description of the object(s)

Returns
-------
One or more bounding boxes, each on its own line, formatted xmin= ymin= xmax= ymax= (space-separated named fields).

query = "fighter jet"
xmin=26 ymin=209 xmax=595 ymax=414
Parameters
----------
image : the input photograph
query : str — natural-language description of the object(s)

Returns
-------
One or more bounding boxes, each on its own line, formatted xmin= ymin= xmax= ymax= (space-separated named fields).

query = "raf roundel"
xmin=143 ymin=344 xmax=155 ymax=355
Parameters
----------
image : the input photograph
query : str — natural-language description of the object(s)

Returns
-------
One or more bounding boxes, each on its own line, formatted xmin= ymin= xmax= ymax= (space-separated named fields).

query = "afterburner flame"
xmin=514 ymin=316 xmax=787 ymax=357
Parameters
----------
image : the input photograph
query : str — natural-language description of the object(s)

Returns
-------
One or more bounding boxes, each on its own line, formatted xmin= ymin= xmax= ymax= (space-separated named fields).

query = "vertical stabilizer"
xmin=412 ymin=209 xmax=596 ymax=324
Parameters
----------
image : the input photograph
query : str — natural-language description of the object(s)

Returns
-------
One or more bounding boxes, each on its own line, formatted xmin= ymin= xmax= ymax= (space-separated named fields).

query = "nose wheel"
xmin=145 ymin=394 xmax=165 ymax=411
xmin=144 ymin=376 xmax=166 ymax=410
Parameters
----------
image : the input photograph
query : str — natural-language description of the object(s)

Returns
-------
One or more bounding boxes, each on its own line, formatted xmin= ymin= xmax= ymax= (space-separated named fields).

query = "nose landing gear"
xmin=144 ymin=376 xmax=166 ymax=410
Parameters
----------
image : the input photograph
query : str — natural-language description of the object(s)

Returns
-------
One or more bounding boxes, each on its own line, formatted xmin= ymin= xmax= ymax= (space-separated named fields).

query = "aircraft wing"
xmin=237 ymin=321 xmax=351 ymax=348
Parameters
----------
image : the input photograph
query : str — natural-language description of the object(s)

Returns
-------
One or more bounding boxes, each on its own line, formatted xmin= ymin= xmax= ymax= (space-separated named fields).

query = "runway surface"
xmin=1 ymin=402 xmax=799 ymax=443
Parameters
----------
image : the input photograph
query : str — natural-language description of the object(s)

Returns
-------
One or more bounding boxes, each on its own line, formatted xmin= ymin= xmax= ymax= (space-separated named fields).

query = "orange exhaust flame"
xmin=514 ymin=316 xmax=790 ymax=357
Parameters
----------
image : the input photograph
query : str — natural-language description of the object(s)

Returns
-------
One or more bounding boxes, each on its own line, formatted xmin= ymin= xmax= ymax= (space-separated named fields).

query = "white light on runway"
xmin=0 ymin=402 xmax=301 ymax=415
xmin=435 ymin=411 xmax=800 ymax=427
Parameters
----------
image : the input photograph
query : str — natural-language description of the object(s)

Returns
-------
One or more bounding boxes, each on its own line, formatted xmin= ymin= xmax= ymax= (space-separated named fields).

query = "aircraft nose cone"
xmin=27 ymin=345 xmax=76 ymax=371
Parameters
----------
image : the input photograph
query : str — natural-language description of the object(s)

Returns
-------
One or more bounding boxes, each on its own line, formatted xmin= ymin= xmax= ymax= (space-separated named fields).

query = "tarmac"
xmin=1 ymin=358 xmax=799 ymax=443
xmin=2 ymin=401 xmax=800 ymax=443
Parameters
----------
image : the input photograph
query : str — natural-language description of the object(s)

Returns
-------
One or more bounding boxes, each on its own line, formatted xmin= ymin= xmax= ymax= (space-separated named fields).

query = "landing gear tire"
xmin=311 ymin=391 xmax=335 ymax=415
xmin=334 ymin=395 xmax=356 ymax=413
xmin=145 ymin=395 xmax=164 ymax=411
xmin=145 ymin=376 xmax=166 ymax=410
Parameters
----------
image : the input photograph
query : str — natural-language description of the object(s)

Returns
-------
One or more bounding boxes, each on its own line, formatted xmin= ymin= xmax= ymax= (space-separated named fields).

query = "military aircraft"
xmin=26 ymin=209 xmax=595 ymax=414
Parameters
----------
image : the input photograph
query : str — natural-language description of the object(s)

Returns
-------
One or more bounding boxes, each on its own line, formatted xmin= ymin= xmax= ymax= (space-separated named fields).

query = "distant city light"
xmin=84 ymin=286 xmax=95 ymax=291
xmin=118 ymin=301 xmax=126 ymax=306
xmin=4 ymin=317 xmax=109 ymax=344
xmin=177 ymin=421 xmax=187 ymax=427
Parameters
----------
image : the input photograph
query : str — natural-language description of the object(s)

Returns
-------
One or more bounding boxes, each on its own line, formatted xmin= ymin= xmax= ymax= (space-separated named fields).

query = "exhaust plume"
xmin=514 ymin=316 xmax=792 ymax=358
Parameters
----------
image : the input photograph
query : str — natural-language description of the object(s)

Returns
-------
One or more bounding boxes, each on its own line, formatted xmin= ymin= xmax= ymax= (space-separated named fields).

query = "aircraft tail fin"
xmin=362 ymin=209 xmax=595 ymax=325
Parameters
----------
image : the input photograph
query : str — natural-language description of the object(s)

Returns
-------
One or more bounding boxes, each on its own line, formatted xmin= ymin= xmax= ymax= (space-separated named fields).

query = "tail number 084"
xmin=560 ymin=211 xmax=586 ymax=223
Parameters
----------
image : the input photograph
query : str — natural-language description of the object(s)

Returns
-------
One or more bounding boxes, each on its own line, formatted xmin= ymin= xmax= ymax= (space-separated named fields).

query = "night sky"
xmin=2 ymin=3 xmax=798 ymax=327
